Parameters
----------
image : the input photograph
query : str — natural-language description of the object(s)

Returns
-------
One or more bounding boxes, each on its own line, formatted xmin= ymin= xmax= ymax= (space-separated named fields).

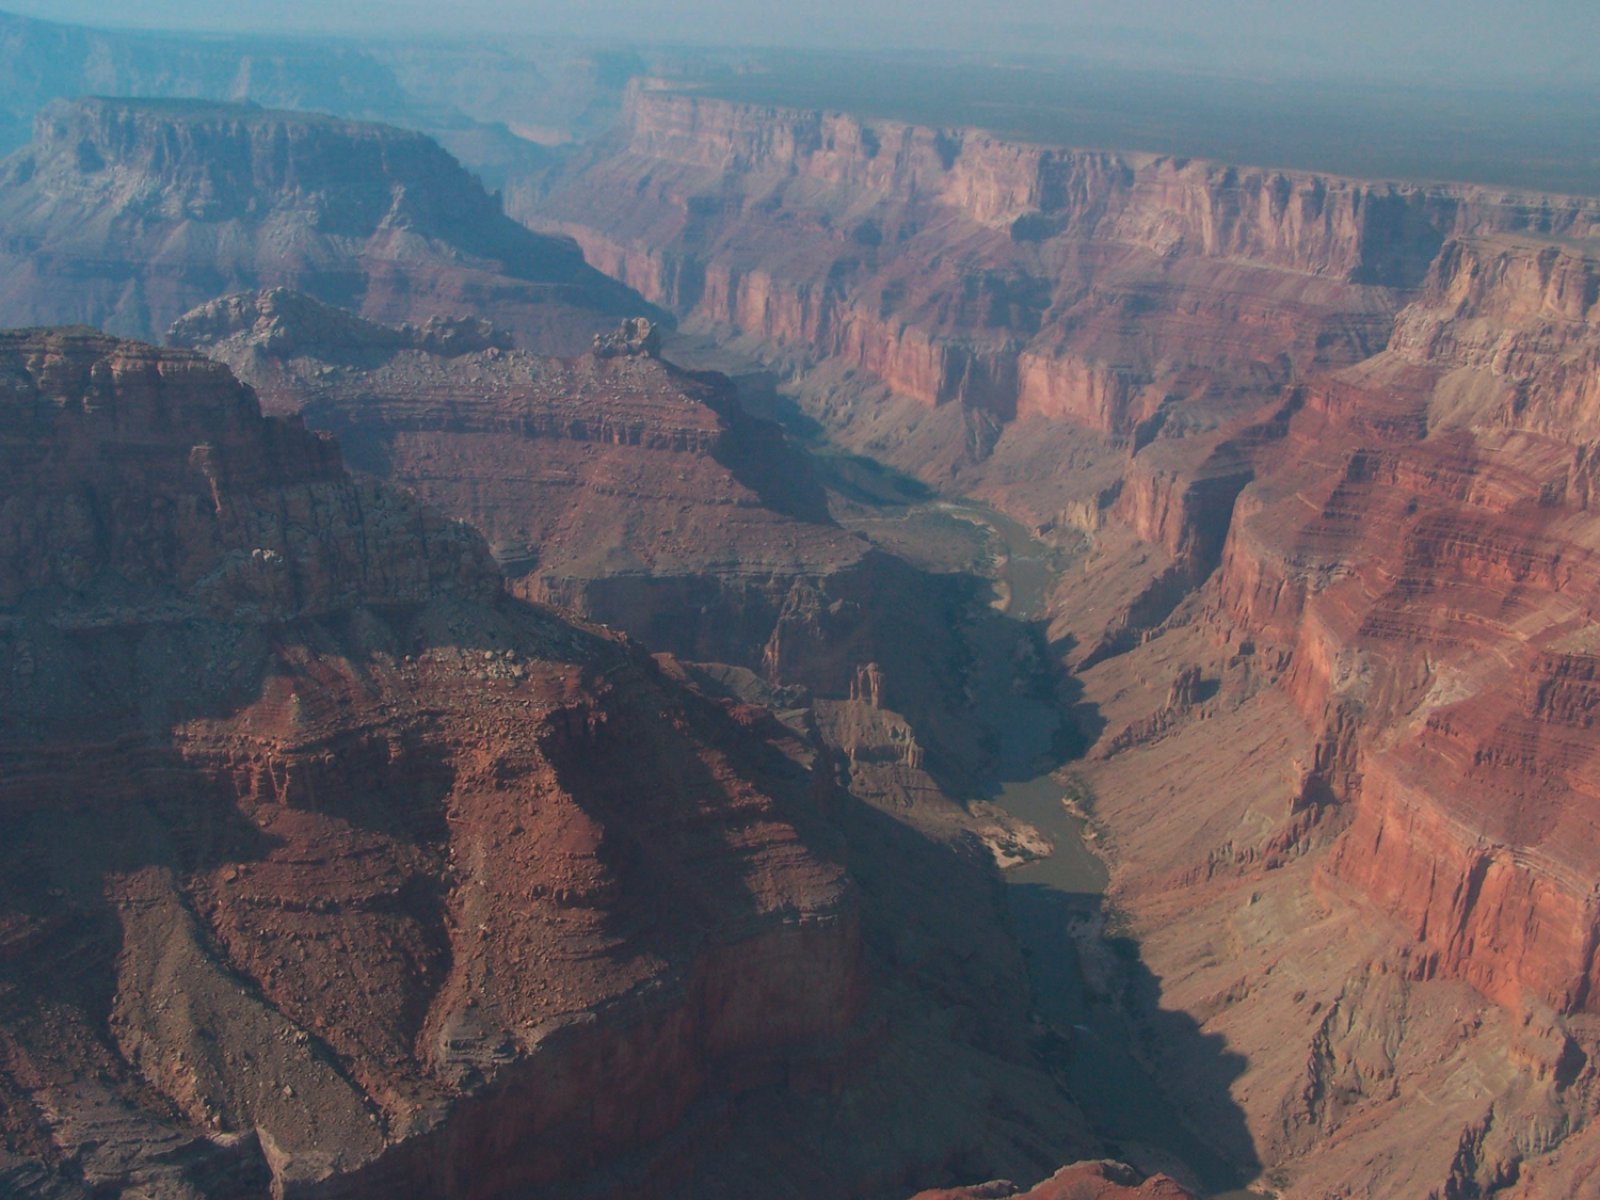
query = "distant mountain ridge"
xmin=0 ymin=96 xmax=652 ymax=350
xmin=0 ymin=7 xmax=638 ymax=184
xmin=0 ymin=8 xmax=417 ymax=156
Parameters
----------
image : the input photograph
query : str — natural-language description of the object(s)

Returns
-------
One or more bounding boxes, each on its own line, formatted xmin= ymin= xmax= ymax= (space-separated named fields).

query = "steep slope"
xmin=1056 ymin=230 xmax=1600 ymax=1197
xmin=532 ymin=88 xmax=1591 ymax=438
xmin=0 ymin=97 xmax=647 ymax=351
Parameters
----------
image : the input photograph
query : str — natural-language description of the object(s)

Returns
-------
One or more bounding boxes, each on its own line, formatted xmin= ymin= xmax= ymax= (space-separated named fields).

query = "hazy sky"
xmin=6 ymin=0 xmax=1599 ymax=86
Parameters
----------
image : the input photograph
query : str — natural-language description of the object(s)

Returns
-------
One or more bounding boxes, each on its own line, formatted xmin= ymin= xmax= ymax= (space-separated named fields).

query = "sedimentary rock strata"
xmin=172 ymin=292 xmax=1015 ymax=799
xmin=0 ymin=328 xmax=866 ymax=1197
xmin=0 ymin=325 xmax=1140 ymax=1199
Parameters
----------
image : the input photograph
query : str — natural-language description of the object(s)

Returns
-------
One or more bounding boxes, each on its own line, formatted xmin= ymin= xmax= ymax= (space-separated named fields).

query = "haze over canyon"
xmin=1 ymin=7 xmax=1599 ymax=1200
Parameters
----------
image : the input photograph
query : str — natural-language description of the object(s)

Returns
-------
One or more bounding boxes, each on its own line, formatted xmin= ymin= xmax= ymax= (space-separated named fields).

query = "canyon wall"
xmin=530 ymin=87 xmax=1598 ymax=439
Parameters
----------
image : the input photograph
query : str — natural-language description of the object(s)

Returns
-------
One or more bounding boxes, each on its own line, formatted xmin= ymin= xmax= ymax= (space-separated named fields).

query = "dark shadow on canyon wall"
xmin=963 ymin=602 xmax=1257 ymax=1192
xmin=710 ymin=405 xmax=838 ymax=525
xmin=1010 ymin=882 xmax=1259 ymax=1192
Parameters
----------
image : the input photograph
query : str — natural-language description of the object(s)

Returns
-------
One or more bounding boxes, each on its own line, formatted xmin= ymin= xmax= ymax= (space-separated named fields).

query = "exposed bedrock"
xmin=2 ymin=329 xmax=1100 ymax=1198
xmin=529 ymin=88 xmax=1598 ymax=440
xmin=177 ymin=292 xmax=1005 ymax=790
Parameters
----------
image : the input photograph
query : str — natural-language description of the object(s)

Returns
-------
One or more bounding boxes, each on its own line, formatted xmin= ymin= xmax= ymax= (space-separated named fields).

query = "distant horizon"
xmin=4 ymin=0 xmax=1598 ymax=90
xmin=1 ymin=3 xmax=1595 ymax=198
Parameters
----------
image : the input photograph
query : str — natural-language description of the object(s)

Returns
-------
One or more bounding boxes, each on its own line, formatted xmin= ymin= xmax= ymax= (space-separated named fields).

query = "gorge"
xmin=1 ymin=20 xmax=1600 ymax=1198
xmin=520 ymin=83 xmax=1600 ymax=1196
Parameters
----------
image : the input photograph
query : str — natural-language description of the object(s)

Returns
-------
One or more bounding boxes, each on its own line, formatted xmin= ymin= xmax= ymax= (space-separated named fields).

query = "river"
xmin=670 ymin=337 xmax=1262 ymax=1197
xmin=938 ymin=499 xmax=1263 ymax=1199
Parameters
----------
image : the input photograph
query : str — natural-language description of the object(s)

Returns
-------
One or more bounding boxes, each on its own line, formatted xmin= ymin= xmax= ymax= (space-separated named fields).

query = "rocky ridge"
xmin=0 ymin=97 xmax=646 ymax=351
xmin=171 ymin=292 xmax=1024 ymax=809
xmin=910 ymin=1161 xmax=1192 ymax=1199
xmin=171 ymin=290 xmax=863 ymax=646
xmin=0 ymin=328 xmax=857 ymax=1195
xmin=0 ymin=328 xmax=1103 ymax=1199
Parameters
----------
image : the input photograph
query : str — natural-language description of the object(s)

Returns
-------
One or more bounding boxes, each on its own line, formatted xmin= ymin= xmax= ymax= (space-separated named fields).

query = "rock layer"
xmin=530 ymin=87 xmax=1598 ymax=439
xmin=0 ymin=327 xmax=1120 ymax=1200
xmin=525 ymin=85 xmax=1600 ymax=1195
xmin=172 ymin=291 xmax=1007 ymax=793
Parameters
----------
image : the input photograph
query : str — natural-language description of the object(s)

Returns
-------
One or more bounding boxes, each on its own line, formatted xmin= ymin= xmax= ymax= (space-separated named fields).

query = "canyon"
xmin=522 ymin=85 xmax=1600 ymax=1195
xmin=1 ymin=32 xmax=1600 ymax=1198
xmin=0 ymin=329 xmax=1130 ymax=1198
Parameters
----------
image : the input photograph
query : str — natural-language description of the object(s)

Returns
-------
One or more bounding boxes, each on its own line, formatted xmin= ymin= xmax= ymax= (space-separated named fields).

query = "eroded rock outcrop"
xmin=0 ymin=97 xmax=647 ymax=351
xmin=0 ymin=327 xmax=1119 ymax=1199
xmin=0 ymin=328 xmax=865 ymax=1197
xmin=909 ymin=1161 xmax=1193 ymax=1200
xmin=530 ymin=87 xmax=1598 ymax=442
xmin=173 ymin=291 xmax=1010 ymax=791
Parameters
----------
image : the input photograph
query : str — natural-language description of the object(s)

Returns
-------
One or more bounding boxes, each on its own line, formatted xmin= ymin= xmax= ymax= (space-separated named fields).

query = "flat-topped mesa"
xmin=0 ymin=97 xmax=650 ymax=350
xmin=172 ymin=291 xmax=996 ymax=794
xmin=32 ymin=98 xmax=520 ymax=249
xmin=616 ymin=87 xmax=1414 ymax=275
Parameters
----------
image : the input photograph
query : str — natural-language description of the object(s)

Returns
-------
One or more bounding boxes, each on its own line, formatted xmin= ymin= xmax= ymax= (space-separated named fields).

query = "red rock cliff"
xmin=530 ymin=87 xmax=1599 ymax=440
